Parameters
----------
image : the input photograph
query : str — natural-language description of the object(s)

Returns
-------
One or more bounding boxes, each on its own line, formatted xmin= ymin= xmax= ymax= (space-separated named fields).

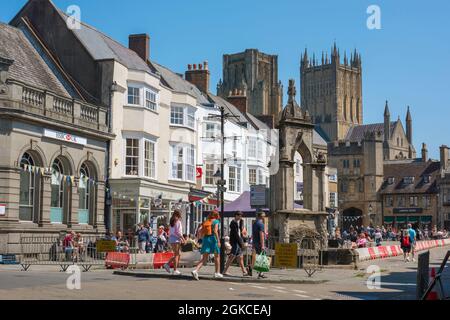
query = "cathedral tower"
xmin=300 ymin=43 xmax=363 ymax=142
xmin=217 ymin=49 xmax=283 ymax=119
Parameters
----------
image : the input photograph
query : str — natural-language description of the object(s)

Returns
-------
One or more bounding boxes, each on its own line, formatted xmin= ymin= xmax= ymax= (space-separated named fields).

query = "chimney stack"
xmin=421 ymin=143 xmax=428 ymax=162
xmin=129 ymin=34 xmax=150 ymax=62
xmin=441 ymin=145 xmax=449 ymax=171
xmin=185 ymin=61 xmax=210 ymax=94
xmin=226 ymin=89 xmax=248 ymax=114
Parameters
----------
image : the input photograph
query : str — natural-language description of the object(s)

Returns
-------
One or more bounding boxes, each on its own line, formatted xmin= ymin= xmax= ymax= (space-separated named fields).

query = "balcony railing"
xmin=2 ymin=80 xmax=108 ymax=132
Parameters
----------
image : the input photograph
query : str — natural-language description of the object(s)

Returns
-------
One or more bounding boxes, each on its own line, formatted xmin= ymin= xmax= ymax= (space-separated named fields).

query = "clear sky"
xmin=2 ymin=0 xmax=450 ymax=159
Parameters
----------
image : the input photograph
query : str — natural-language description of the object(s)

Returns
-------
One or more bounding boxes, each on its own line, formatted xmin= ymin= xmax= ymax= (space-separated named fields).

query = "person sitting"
xmin=154 ymin=226 xmax=168 ymax=253
xmin=115 ymin=231 xmax=130 ymax=252
xmin=63 ymin=231 xmax=76 ymax=261
xmin=356 ymin=233 xmax=368 ymax=248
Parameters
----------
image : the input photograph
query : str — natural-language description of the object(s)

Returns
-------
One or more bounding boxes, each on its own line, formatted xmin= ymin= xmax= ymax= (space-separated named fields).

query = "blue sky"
xmin=2 ymin=0 xmax=450 ymax=158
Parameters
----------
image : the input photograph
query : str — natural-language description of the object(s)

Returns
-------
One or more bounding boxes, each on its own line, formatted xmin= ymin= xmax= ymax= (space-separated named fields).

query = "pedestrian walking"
xmin=407 ymin=224 xmax=417 ymax=262
xmin=223 ymin=211 xmax=248 ymax=277
xmin=163 ymin=210 xmax=185 ymax=275
xmin=247 ymin=211 xmax=267 ymax=279
xmin=400 ymin=229 xmax=411 ymax=262
xmin=191 ymin=210 xmax=223 ymax=280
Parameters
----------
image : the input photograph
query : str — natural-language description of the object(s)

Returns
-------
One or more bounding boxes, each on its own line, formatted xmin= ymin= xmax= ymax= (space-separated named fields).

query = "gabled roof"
xmin=0 ymin=22 xmax=69 ymax=97
xmin=379 ymin=159 xmax=441 ymax=195
xmin=345 ymin=122 xmax=397 ymax=142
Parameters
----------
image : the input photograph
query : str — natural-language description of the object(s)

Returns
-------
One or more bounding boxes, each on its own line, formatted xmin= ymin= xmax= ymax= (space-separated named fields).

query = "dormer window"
xmin=404 ymin=176 xmax=415 ymax=184
xmin=423 ymin=175 xmax=431 ymax=184
xmin=387 ymin=177 xmax=395 ymax=185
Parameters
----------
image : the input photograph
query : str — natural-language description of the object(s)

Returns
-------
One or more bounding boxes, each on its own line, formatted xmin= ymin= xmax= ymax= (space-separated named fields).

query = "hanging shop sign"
xmin=196 ymin=167 xmax=203 ymax=179
xmin=44 ymin=129 xmax=87 ymax=146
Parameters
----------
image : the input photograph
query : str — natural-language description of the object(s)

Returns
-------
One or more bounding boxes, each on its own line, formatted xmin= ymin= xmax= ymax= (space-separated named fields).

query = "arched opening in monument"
xmin=293 ymin=151 xmax=303 ymax=207
xmin=342 ymin=207 xmax=363 ymax=231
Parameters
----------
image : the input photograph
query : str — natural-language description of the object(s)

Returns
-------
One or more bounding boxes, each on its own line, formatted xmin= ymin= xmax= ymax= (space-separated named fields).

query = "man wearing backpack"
xmin=400 ymin=228 xmax=411 ymax=262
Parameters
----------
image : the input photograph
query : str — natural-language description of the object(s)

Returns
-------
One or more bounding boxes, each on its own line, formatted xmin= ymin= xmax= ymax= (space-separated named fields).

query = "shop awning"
xmin=420 ymin=216 xmax=433 ymax=223
xmin=384 ymin=216 xmax=394 ymax=223
xmin=408 ymin=216 xmax=419 ymax=223
xmin=396 ymin=216 xmax=407 ymax=223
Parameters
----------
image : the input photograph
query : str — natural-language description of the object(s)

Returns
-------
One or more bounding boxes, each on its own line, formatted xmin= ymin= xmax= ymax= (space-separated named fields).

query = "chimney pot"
xmin=204 ymin=61 xmax=209 ymax=70
xmin=188 ymin=64 xmax=192 ymax=70
xmin=193 ymin=64 xmax=197 ymax=70
xmin=198 ymin=64 xmax=203 ymax=70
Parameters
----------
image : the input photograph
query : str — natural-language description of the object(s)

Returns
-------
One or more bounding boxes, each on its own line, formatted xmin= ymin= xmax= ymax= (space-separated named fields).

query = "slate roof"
xmin=57 ymin=10 xmax=152 ymax=73
xmin=0 ymin=22 xmax=69 ymax=97
xmin=345 ymin=122 xmax=396 ymax=142
xmin=379 ymin=160 xmax=441 ymax=195
xmin=151 ymin=61 xmax=209 ymax=105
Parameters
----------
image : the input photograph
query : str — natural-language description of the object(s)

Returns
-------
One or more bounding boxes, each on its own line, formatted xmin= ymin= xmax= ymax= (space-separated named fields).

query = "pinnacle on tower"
xmin=384 ymin=100 xmax=390 ymax=117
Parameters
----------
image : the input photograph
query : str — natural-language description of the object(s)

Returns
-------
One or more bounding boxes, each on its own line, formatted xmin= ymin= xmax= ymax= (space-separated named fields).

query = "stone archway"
xmin=342 ymin=207 xmax=363 ymax=231
xmin=270 ymin=80 xmax=328 ymax=246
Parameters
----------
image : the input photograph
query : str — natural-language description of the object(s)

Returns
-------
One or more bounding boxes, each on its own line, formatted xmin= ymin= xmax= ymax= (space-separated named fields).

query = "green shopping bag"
xmin=254 ymin=251 xmax=271 ymax=273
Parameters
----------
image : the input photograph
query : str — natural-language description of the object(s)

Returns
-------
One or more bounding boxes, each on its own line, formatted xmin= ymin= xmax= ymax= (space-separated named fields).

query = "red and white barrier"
xmin=355 ymin=239 xmax=450 ymax=262
xmin=105 ymin=252 xmax=130 ymax=269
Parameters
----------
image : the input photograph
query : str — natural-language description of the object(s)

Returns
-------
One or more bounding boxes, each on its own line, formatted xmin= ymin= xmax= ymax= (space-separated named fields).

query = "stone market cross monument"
xmin=269 ymin=79 xmax=328 ymax=248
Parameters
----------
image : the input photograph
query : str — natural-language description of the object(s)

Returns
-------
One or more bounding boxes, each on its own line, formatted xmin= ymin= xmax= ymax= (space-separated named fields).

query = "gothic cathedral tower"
xmin=300 ymin=43 xmax=363 ymax=142
xmin=217 ymin=49 xmax=283 ymax=118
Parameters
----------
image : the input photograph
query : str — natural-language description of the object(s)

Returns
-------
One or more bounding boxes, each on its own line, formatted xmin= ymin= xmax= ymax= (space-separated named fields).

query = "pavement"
xmin=114 ymin=266 xmax=329 ymax=284
xmin=0 ymin=246 xmax=449 ymax=300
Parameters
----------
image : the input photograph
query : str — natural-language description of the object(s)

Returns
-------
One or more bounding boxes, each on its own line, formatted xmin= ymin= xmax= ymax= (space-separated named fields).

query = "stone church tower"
xmin=300 ymin=43 xmax=363 ymax=142
xmin=217 ymin=49 xmax=283 ymax=118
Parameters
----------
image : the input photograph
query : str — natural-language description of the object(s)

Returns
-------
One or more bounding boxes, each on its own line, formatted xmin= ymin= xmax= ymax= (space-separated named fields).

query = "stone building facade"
xmin=0 ymin=22 xmax=112 ymax=254
xmin=300 ymin=44 xmax=363 ymax=142
xmin=379 ymin=152 xmax=440 ymax=230
xmin=438 ymin=145 xmax=450 ymax=229
xmin=328 ymin=132 xmax=384 ymax=229
xmin=217 ymin=49 xmax=283 ymax=119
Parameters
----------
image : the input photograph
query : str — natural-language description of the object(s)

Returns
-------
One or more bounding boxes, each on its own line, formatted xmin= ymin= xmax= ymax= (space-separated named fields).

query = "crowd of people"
xmin=330 ymin=224 xmax=449 ymax=259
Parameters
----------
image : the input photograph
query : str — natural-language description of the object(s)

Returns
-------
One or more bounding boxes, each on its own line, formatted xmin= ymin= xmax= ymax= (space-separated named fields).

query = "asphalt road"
xmin=0 ymin=246 xmax=449 ymax=300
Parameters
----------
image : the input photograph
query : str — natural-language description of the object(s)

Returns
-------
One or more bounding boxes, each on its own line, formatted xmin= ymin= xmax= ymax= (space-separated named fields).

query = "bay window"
xmin=248 ymin=137 xmax=257 ymax=158
xmin=170 ymin=144 xmax=196 ymax=182
xmin=125 ymin=138 xmax=139 ymax=176
xmin=249 ymin=168 xmax=257 ymax=185
xmin=127 ymin=84 xmax=159 ymax=111
xmin=170 ymin=104 xmax=196 ymax=129
xmin=171 ymin=106 xmax=184 ymax=125
xmin=205 ymin=163 xmax=216 ymax=185
xmin=229 ymin=166 xmax=241 ymax=193
xmin=128 ymin=86 xmax=140 ymax=105
xmin=144 ymin=140 xmax=156 ymax=179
